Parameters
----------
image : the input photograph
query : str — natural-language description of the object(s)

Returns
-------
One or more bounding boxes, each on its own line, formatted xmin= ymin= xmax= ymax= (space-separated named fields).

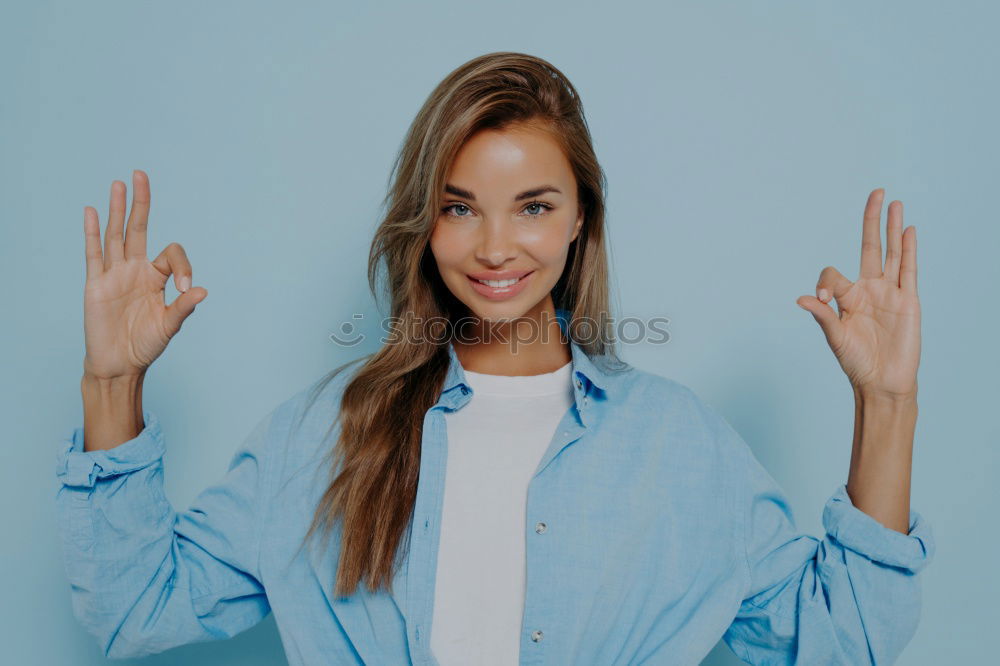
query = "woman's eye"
xmin=442 ymin=203 xmax=472 ymax=217
xmin=523 ymin=202 xmax=553 ymax=217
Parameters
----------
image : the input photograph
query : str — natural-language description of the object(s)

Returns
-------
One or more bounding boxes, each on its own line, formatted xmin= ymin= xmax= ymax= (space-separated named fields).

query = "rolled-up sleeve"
xmin=720 ymin=425 xmax=935 ymax=665
xmin=54 ymin=408 xmax=275 ymax=659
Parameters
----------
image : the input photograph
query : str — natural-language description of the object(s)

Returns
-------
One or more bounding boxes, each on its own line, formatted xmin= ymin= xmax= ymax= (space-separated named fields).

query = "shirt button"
xmin=531 ymin=629 xmax=544 ymax=642
xmin=575 ymin=378 xmax=583 ymax=390
xmin=535 ymin=521 xmax=547 ymax=534
xmin=461 ymin=386 xmax=469 ymax=395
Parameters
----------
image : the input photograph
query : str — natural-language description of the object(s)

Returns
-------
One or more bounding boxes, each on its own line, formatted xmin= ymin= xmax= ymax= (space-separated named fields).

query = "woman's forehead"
xmin=446 ymin=127 xmax=574 ymax=196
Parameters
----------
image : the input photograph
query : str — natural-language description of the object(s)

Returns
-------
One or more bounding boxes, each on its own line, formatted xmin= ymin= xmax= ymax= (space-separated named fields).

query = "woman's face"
xmin=429 ymin=121 xmax=583 ymax=328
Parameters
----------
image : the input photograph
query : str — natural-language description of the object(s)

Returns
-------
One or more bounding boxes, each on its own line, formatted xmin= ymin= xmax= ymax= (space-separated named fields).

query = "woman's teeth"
xmin=477 ymin=277 xmax=520 ymax=287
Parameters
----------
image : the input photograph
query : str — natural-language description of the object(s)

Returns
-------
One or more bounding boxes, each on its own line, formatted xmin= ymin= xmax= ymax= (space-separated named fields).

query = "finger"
xmin=84 ymin=206 xmax=104 ymax=280
xmin=151 ymin=242 xmax=194 ymax=293
xmin=883 ymin=200 xmax=904 ymax=285
xmin=816 ymin=265 xmax=854 ymax=308
xmin=796 ymin=294 xmax=847 ymax=352
xmin=860 ymin=188 xmax=885 ymax=279
xmin=124 ymin=170 xmax=151 ymax=260
xmin=104 ymin=180 xmax=127 ymax=269
xmin=900 ymin=225 xmax=918 ymax=294
xmin=163 ymin=286 xmax=208 ymax=338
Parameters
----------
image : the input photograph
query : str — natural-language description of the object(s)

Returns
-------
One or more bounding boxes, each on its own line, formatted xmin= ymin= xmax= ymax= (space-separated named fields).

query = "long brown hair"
xmin=297 ymin=51 xmax=627 ymax=598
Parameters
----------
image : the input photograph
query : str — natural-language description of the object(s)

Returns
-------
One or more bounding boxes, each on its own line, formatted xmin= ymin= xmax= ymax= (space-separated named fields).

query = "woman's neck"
xmin=452 ymin=311 xmax=571 ymax=377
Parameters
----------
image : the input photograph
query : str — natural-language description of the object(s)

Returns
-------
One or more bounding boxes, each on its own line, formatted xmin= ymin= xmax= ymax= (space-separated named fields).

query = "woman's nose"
xmin=475 ymin=218 xmax=517 ymax=266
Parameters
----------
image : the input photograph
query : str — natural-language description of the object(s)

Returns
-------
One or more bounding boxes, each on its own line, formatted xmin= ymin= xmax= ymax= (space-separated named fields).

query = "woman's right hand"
xmin=82 ymin=170 xmax=208 ymax=380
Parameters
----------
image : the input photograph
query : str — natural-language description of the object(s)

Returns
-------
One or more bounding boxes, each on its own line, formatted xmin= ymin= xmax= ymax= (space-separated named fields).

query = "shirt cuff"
xmin=822 ymin=483 xmax=935 ymax=574
xmin=55 ymin=409 xmax=165 ymax=488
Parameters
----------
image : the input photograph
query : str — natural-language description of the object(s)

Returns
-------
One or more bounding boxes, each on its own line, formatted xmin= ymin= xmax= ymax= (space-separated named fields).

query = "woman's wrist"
xmin=80 ymin=371 xmax=146 ymax=452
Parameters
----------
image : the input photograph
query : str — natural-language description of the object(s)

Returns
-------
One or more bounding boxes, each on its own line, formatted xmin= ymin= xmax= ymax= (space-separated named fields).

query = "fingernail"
xmin=179 ymin=276 xmax=191 ymax=292
xmin=818 ymin=288 xmax=829 ymax=301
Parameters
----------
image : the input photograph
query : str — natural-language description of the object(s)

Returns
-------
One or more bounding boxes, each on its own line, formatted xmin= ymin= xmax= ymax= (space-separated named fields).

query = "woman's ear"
xmin=570 ymin=209 xmax=584 ymax=242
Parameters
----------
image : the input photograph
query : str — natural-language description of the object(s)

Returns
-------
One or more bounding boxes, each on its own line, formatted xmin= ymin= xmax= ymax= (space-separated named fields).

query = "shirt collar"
xmin=438 ymin=308 xmax=629 ymax=402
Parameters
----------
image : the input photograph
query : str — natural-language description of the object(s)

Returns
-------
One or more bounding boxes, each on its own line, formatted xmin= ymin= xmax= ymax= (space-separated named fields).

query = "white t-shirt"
xmin=430 ymin=360 xmax=574 ymax=665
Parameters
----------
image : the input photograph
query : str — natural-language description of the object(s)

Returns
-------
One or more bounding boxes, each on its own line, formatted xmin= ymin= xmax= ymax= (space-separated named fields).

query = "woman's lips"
xmin=467 ymin=270 xmax=535 ymax=301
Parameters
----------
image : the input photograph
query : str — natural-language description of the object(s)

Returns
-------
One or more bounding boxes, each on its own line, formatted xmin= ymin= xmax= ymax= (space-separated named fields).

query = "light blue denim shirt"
xmin=55 ymin=311 xmax=935 ymax=664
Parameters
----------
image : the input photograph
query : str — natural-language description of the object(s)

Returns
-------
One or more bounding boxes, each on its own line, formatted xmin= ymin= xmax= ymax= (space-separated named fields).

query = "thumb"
xmin=796 ymin=294 xmax=845 ymax=353
xmin=164 ymin=286 xmax=208 ymax=337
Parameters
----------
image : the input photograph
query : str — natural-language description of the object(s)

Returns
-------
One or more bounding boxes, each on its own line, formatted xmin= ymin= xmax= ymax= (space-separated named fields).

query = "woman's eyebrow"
xmin=444 ymin=184 xmax=562 ymax=202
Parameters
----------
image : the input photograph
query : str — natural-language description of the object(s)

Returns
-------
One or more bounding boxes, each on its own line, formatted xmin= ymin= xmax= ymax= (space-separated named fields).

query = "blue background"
xmin=2 ymin=1 xmax=994 ymax=663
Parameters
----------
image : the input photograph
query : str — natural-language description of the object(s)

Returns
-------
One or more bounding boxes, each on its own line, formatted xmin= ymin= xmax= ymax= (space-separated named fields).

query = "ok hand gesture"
xmin=82 ymin=170 xmax=208 ymax=380
xmin=796 ymin=189 xmax=920 ymax=400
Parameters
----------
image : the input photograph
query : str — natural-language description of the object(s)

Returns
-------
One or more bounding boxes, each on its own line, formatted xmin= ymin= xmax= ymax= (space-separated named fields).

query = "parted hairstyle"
xmin=295 ymin=51 xmax=629 ymax=598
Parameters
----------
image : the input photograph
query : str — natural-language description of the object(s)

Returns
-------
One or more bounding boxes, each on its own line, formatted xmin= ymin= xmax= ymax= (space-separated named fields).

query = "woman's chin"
xmin=461 ymin=293 xmax=552 ymax=325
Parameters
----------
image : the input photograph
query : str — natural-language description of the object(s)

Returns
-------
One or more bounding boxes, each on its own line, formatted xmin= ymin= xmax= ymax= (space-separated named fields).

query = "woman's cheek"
xmin=429 ymin=227 xmax=464 ymax=267
xmin=525 ymin=226 xmax=574 ymax=262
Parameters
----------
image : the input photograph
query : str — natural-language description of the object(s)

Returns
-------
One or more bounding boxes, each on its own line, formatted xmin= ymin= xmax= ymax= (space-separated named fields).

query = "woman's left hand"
xmin=796 ymin=188 xmax=920 ymax=400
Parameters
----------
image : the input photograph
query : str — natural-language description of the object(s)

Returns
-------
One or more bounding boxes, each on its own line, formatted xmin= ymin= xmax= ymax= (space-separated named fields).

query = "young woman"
xmin=57 ymin=52 xmax=934 ymax=665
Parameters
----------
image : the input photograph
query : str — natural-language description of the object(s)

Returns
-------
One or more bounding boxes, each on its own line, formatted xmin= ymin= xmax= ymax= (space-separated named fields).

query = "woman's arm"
xmin=721 ymin=189 xmax=934 ymax=662
xmin=719 ymin=425 xmax=934 ymax=664
xmin=796 ymin=188 xmax=923 ymax=538
xmin=57 ymin=170 xmax=270 ymax=658
xmin=846 ymin=389 xmax=918 ymax=535
xmin=55 ymin=404 xmax=278 ymax=659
